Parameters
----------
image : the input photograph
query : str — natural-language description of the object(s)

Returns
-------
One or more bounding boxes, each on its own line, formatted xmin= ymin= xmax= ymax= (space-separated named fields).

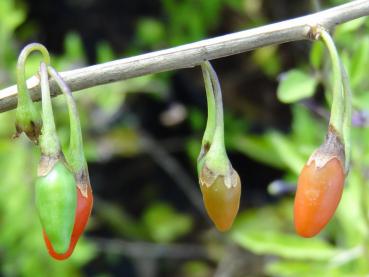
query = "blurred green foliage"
xmin=277 ymin=69 xmax=317 ymax=103
xmin=1 ymin=0 xmax=369 ymax=276
xmin=143 ymin=202 xmax=193 ymax=243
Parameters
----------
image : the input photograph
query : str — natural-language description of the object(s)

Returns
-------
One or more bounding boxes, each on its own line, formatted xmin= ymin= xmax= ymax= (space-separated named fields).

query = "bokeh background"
xmin=1 ymin=0 xmax=369 ymax=276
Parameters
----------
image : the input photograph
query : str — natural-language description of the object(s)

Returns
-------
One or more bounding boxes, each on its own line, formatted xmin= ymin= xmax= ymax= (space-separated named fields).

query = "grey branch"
xmin=1 ymin=0 xmax=369 ymax=112
xmin=139 ymin=133 xmax=208 ymax=219
xmin=92 ymin=237 xmax=209 ymax=259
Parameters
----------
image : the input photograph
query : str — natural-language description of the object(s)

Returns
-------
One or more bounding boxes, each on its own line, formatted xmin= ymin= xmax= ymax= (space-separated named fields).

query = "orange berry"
xmin=294 ymin=158 xmax=344 ymax=237
xmin=200 ymin=174 xmax=241 ymax=232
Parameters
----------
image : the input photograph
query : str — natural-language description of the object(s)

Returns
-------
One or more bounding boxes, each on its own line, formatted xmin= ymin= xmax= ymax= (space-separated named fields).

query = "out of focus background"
xmin=1 ymin=0 xmax=369 ymax=276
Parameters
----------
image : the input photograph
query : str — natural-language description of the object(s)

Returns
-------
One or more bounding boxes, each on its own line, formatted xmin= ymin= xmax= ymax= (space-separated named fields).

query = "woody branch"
xmin=0 ymin=0 xmax=368 ymax=112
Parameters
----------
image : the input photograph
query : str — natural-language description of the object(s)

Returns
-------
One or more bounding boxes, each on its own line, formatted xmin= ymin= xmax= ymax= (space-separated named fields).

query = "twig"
xmin=91 ymin=237 xmax=209 ymax=259
xmin=139 ymin=132 xmax=208 ymax=218
xmin=330 ymin=245 xmax=364 ymax=267
xmin=0 ymin=0 xmax=369 ymax=112
xmin=213 ymin=244 xmax=245 ymax=277
xmin=213 ymin=244 xmax=263 ymax=277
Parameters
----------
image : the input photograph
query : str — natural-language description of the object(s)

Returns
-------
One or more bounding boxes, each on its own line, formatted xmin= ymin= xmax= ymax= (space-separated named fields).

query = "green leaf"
xmin=336 ymin=17 xmax=367 ymax=35
xmin=252 ymin=45 xmax=281 ymax=77
xmin=0 ymin=0 xmax=25 ymax=31
xmin=228 ymin=135 xmax=285 ymax=169
xmin=232 ymin=230 xmax=338 ymax=260
xmin=232 ymin=203 xmax=291 ymax=233
xmin=335 ymin=168 xmax=368 ymax=246
xmin=349 ymin=36 xmax=369 ymax=88
xmin=180 ymin=261 xmax=211 ymax=277
xmin=352 ymin=90 xmax=369 ymax=110
xmin=277 ymin=70 xmax=317 ymax=103
xmin=64 ymin=32 xmax=85 ymax=61
xmin=267 ymin=132 xmax=305 ymax=175
xmin=96 ymin=41 xmax=115 ymax=63
xmin=136 ymin=18 xmax=165 ymax=47
xmin=188 ymin=108 xmax=206 ymax=132
xmin=186 ymin=138 xmax=201 ymax=166
xmin=143 ymin=202 xmax=193 ymax=243
xmin=95 ymin=200 xmax=145 ymax=239
xmin=291 ymin=105 xmax=324 ymax=152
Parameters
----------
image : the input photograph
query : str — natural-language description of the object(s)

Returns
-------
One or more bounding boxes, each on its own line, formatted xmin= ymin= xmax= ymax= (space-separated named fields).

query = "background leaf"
xmin=277 ymin=69 xmax=317 ymax=103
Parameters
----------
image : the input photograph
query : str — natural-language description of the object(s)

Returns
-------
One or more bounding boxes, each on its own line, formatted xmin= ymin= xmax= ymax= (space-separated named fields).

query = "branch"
xmin=1 ymin=0 xmax=369 ymax=112
xmin=139 ymin=132 xmax=208 ymax=219
xmin=92 ymin=237 xmax=209 ymax=259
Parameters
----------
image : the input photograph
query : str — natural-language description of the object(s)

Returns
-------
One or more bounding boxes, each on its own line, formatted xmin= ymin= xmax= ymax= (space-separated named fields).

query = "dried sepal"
xmin=199 ymin=163 xmax=219 ymax=188
xmin=200 ymin=162 xmax=239 ymax=189
xmin=75 ymin=167 xmax=91 ymax=198
xmin=14 ymin=117 xmax=42 ymax=144
xmin=37 ymin=153 xmax=63 ymax=177
xmin=307 ymin=125 xmax=345 ymax=169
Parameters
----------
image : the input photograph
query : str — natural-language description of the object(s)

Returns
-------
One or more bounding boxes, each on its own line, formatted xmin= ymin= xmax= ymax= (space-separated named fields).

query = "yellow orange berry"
xmin=200 ymin=174 xmax=241 ymax=232
xmin=294 ymin=158 xmax=345 ymax=237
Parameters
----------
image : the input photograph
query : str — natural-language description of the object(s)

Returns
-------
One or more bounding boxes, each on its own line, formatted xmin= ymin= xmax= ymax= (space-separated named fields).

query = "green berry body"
xmin=35 ymin=161 xmax=77 ymax=254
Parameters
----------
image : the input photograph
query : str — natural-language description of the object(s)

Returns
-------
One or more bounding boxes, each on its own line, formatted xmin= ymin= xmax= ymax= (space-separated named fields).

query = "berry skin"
xmin=43 ymin=185 xmax=93 ymax=260
xmin=294 ymin=158 xmax=344 ymax=237
xmin=35 ymin=161 xmax=77 ymax=254
xmin=200 ymin=174 xmax=241 ymax=232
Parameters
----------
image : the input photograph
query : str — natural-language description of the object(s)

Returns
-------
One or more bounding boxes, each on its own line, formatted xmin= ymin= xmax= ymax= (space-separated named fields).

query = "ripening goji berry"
xmin=294 ymin=158 xmax=345 ymax=237
xmin=36 ymin=62 xmax=77 ymax=255
xmin=197 ymin=61 xmax=242 ymax=232
xmin=44 ymin=66 xmax=94 ymax=260
xmin=43 ymin=185 xmax=93 ymax=260
xmin=200 ymin=174 xmax=241 ymax=232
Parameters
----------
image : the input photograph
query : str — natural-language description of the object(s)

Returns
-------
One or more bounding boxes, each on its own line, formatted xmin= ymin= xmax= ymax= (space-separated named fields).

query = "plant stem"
xmin=16 ymin=43 xmax=50 ymax=108
xmin=200 ymin=63 xmax=216 ymax=148
xmin=39 ymin=62 xmax=60 ymax=156
xmin=204 ymin=62 xmax=225 ymax=149
xmin=2 ymin=0 xmax=368 ymax=113
xmin=47 ymin=66 xmax=85 ymax=173
xmin=340 ymin=64 xmax=352 ymax=173
xmin=319 ymin=29 xmax=344 ymax=136
xmin=201 ymin=62 xmax=228 ymax=174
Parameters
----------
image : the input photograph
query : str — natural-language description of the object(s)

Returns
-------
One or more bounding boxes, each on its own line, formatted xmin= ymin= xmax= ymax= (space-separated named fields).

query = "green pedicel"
xmin=15 ymin=43 xmax=50 ymax=143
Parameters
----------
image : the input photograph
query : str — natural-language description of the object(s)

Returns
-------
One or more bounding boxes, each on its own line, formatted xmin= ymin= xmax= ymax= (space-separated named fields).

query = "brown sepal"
xmin=14 ymin=121 xmax=42 ymax=144
xmin=200 ymin=163 xmax=240 ymax=189
xmin=37 ymin=152 xmax=62 ymax=177
xmin=75 ymin=167 xmax=90 ymax=198
xmin=307 ymin=125 xmax=345 ymax=169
